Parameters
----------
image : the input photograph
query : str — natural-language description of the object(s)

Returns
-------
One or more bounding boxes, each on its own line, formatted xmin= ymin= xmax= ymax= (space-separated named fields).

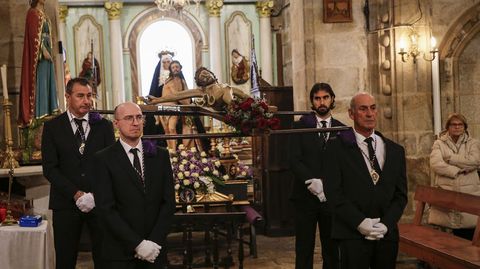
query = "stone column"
xmin=206 ymin=0 xmax=224 ymax=83
xmin=105 ymin=2 xmax=125 ymax=107
xmin=256 ymin=1 xmax=274 ymax=85
xmin=290 ymin=0 xmax=307 ymax=111
xmin=57 ymin=5 xmax=68 ymax=110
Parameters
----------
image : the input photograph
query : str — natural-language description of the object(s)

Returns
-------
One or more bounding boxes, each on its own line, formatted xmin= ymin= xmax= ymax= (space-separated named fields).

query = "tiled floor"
xmin=76 ymin=232 xmax=419 ymax=268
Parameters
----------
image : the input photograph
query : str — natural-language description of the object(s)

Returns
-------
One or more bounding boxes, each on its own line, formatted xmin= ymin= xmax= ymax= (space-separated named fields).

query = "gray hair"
xmin=349 ymin=92 xmax=375 ymax=110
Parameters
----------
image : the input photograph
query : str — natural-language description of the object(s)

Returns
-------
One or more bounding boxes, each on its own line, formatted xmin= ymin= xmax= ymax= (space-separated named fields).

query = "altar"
xmin=0 ymin=221 xmax=55 ymax=269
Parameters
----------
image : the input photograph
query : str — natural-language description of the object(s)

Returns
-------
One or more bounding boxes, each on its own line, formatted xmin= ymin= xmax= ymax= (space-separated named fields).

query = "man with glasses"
xmin=94 ymin=101 xmax=176 ymax=268
xmin=42 ymin=77 xmax=115 ymax=268
xmin=290 ymin=83 xmax=345 ymax=269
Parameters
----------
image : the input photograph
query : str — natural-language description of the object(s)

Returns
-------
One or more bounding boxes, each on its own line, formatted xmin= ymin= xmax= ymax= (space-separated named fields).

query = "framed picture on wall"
xmin=323 ymin=0 xmax=353 ymax=23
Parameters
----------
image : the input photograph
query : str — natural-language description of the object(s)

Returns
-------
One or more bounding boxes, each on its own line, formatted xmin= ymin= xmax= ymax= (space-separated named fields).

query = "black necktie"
xmin=319 ymin=120 xmax=328 ymax=149
xmin=129 ymin=148 xmax=144 ymax=184
xmin=365 ymin=137 xmax=382 ymax=173
xmin=73 ymin=118 xmax=86 ymax=146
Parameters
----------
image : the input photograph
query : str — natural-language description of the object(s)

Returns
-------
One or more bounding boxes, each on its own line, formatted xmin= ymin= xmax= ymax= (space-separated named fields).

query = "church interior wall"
xmin=60 ymin=2 xmax=263 ymax=107
xmin=275 ymin=0 xmax=479 ymax=220
xmin=1 ymin=0 xmax=480 ymax=225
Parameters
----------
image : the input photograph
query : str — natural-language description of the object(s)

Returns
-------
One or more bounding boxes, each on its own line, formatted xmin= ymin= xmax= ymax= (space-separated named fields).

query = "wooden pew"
xmin=399 ymin=185 xmax=480 ymax=268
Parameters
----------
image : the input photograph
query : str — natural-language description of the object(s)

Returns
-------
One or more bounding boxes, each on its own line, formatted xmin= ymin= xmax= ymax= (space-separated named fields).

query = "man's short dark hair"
xmin=309 ymin=82 xmax=336 ymax=109
xmin=66 ymin=77 xmax=91 ymax=95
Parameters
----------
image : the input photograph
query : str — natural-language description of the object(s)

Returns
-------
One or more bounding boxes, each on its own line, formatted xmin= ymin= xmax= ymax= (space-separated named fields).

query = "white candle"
xmin=432 ymin=53 xmax=441 ymax=136
xmin=1 ymin=64 xmax=7 ymax=100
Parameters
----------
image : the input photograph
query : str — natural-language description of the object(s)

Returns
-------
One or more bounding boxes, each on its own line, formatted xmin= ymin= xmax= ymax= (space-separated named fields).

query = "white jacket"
xmin=428 ymin=132 xmax=480 ymax=228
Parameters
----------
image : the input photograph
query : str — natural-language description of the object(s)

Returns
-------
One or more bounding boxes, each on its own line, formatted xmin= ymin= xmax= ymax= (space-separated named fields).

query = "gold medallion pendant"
xmin=79 ymin=142 xmax=85 ymax=154
xmin=371 ymin=170 xmax=380 ymax=185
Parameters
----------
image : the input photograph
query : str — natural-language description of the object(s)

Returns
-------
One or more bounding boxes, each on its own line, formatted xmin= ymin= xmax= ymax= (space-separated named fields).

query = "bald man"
xmin=324 ymin=92 xmax=407 ymax=269
xmin=94 ymin=102 xmax=176 ymax=268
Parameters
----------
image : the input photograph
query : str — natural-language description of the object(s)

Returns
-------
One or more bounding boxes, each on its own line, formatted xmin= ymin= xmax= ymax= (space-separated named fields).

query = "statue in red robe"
xmin=19 ymin=0 xmax=58 ymax=126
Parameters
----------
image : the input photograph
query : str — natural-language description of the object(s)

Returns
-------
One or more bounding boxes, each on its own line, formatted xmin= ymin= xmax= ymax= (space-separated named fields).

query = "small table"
xmin=0 ymin=221 xmax=55 ymax=269
xmin=169 ymin=199 xmax=248 ymax=268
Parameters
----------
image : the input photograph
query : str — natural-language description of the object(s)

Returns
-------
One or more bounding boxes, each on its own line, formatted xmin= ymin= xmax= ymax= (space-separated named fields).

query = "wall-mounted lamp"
xmin=398 ymin=30 xmax=438 ymax=63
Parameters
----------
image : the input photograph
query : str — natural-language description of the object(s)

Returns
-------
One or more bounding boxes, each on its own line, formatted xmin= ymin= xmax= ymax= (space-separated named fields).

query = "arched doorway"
xmin=439 ymin=3 xmax=480 ymax=137
xmin=124 ymin=7 xmax=207 ymax=97
xmin=138 ymin=20 xmax=194 ymax=96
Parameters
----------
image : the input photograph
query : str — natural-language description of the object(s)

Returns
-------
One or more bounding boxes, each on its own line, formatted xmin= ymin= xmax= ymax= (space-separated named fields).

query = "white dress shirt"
xmin=316 ymin=115 xmax=332 ymax=140
xmin=119 ymin=139 xmax=144 ymax=176
xmin=353 ymin=129 xmax=386 ymax=172
xmin=67 ymin=110 xmax=90 ymax=139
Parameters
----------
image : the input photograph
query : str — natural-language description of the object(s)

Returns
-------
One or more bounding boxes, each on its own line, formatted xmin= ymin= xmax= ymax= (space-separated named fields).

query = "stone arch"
xmin=124 ymin=7 xmax=207 ymax=96
xmin=438 ymin=3 xmax=480 ymax=134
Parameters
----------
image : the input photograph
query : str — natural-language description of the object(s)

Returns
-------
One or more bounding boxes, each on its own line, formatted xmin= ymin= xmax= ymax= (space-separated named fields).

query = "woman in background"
xmin=429 ymin=113 xmax=480 ymax=240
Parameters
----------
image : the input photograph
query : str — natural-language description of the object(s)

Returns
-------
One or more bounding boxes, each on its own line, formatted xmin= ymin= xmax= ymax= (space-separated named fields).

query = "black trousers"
xmin=337 ymin=239 xmax=398 ymax=269
xmin=52 ymin=209 xmax=103 ymax=269
xmin=294 ymin=201 xmax=338 ymax=269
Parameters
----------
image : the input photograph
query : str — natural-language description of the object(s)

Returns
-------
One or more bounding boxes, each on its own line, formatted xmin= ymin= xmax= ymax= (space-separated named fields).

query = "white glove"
xmin=305 ymin=178 xmax=323 ymax=195
xmin=357 ymin=218 xmax=382 ymax=239
xmin=134 ymin=240 xmax=161 ymax=263
xmin=75 ymin=192 xmax=95 ymax=213
xmin=365 ymin=222 xmax=388 ymax=240
xmin=317 ymin=192 xmax=327 ymax=202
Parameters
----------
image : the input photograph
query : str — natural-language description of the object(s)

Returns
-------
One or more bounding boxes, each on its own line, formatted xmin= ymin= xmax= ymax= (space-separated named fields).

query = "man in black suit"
xmin=42 ymin=77 xmax=115 ymax=269
xmin=94 ymin=102 xmax=176 ymax=268
xmin=290 ymin=83 xmax=345 ymax=269
xmin=324 ymin=92 xmax=408 ymax=269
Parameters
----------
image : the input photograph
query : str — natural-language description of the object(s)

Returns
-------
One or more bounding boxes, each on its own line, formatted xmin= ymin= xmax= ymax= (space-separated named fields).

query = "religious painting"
xmin=230 ymin=49 xmax=250 ymax=85
xmin=73 ymin=15 xmax=105 ymax=109
xmin=225 ymin=11 xmax=252 ymax=94
xmin=323 ymin=0 xmax=353 ymax=23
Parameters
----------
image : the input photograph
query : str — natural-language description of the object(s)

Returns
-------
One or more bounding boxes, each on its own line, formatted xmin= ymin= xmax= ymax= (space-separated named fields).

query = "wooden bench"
xmin=399 ymin=185 xmax=480 ymax=268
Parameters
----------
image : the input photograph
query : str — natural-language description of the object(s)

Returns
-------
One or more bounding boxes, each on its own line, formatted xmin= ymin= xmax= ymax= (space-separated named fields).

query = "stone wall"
xmin=276 ymin=0 xmax=480 ymax=221
xmin=281 ymin=0 xmax=369 ymax=125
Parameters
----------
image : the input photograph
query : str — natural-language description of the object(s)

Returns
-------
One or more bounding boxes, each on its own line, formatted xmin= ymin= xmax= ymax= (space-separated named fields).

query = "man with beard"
xmin=290 ymin=83 xmax=345 ymax=269
xmin=160 ymin=60 xmax=208 ymax=151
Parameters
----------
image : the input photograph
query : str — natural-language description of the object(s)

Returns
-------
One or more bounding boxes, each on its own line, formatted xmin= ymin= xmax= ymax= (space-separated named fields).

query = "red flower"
xmin=257 ymin=118 xmax=268 ymax=129
xmin=241 ymin=121 xmax=253 ymax=134
xmin=268 ymin=117 xmax=281 ymax=130
xmin=224 ymin=114 xmax=234 ymax=124
xmin=240 ymin=98 xmax=254 ymax=111
xmin=259 ymin=101 xmax=268 ymax=110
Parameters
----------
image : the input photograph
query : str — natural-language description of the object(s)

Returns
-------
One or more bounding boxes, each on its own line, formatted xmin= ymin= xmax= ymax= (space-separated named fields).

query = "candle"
xmin=1 ymin=64 xmax=7 ymax=100
xmin=432 ymin=51 xmax=441 ymax=136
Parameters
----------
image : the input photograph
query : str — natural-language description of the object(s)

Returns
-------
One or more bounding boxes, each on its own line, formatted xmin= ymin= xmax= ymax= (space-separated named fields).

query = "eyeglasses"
xmin=118 ymin=115 xmax=145 ymax=123
xmin=449 ymin=123 xmax=464 ymax=127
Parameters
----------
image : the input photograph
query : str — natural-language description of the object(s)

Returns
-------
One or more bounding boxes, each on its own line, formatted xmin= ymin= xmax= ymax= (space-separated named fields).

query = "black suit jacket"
xmin=93 ymin=141 xmax=176 ymax=261
xmin=290 ymin=112 xmax=345 ymax=204
xmin=324 ymin=129 xmax=408 ymax=241
xmin=41 ymin=112 xmax=115 ymax=210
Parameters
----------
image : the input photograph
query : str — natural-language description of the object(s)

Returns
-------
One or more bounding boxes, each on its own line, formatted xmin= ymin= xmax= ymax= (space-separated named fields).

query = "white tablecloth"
xmin=0 ymin=220 xmax=55 ymax=269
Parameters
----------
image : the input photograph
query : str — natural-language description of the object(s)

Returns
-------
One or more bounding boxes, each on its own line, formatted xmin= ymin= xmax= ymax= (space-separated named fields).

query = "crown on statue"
xmin=158 ymin=50 xmax=175 ymax=59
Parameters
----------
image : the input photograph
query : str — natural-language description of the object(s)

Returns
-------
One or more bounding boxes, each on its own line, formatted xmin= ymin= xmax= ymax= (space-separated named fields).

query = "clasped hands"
xmin=305 ymin=178 xmax=326 ymax=202
xmin=357 ymin=218 xmax=388 ymax=240
xmin=135 ymin=240 xmax=162 ymax=263
xmin=75 ymin=192 xmax=95 ymax=213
